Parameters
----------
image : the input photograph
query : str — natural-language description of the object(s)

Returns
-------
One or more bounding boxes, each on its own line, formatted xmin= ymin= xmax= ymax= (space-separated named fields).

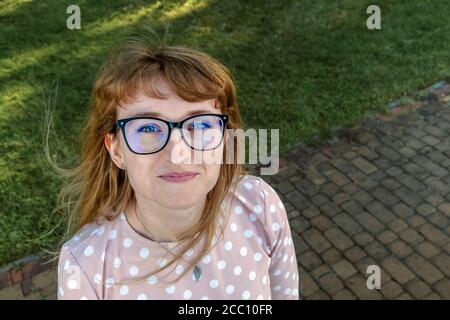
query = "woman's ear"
xmin=104 ymin=133 xmax=126 ymax=170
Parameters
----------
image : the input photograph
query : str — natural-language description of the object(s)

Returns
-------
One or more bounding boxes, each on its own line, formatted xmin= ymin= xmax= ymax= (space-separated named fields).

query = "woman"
xmin=56 ymin=34 xmax=299 ymax=300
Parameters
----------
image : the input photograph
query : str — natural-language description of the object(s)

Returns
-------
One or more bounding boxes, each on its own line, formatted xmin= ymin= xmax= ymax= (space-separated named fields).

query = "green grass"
xmin=1 ymin=0 xmax=450 ymax=265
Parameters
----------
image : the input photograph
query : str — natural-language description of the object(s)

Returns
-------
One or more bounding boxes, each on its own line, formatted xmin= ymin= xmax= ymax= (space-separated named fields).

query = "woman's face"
xmin=106 ymin=80 xmax=224 ymax=209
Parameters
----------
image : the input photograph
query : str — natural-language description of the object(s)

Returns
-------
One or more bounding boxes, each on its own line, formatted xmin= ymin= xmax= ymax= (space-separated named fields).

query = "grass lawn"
xmin=1 ymin=0 xmax=450 ymax=265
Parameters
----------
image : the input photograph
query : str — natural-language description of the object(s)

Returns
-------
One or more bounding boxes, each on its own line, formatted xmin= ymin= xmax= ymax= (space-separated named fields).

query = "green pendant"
xmin=193 ymin=265 xmax=202 ymax=282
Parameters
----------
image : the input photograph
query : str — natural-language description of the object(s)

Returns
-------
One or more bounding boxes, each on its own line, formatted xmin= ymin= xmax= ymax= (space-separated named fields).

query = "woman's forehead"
xmin=118 ymin=92 xmax=218 ymax=121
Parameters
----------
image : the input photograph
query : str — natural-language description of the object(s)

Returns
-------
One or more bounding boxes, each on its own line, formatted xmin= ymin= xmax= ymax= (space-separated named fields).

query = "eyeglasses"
xmin=116 ymin=113 xmax=229 ymax=155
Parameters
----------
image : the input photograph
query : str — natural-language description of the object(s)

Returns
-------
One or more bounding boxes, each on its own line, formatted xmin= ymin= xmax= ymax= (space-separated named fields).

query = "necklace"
xmin=132 ymin=203 xmax=202 ymax=282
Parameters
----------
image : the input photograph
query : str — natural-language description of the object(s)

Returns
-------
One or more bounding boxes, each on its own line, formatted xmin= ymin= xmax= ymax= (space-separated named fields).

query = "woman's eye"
xmin=189 ymin=121 xmax=211 ymax=130
xmin=137 ymin=125 xmax=160 ymax=133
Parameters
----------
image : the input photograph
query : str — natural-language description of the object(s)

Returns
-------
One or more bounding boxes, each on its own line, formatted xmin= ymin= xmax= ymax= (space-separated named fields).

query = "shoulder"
xmin=232 ymin=174 xmax=286 ymax=227
xmin=58 ymin=217 xmax=117 ymax=274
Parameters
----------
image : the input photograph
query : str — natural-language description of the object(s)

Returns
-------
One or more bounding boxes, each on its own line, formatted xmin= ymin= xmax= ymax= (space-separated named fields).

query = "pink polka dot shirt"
xmin=57 ymin=175 xmax=299 ymax=300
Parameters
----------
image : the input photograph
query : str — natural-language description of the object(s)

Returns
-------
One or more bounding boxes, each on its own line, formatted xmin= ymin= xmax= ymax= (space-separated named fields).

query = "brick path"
xmin=1 ymin=83 xmax=449 ymax=300
xmin=262 ymin=87 xmax=450 ymax=299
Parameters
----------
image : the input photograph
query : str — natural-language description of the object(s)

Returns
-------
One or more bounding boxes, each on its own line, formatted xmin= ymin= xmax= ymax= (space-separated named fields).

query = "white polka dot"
xmin=147 ymin=275 xmax=157 ymax=285
xmin=226 ymin=285 xmax=235 ymax=294
xmin=217 ymin=260 xmax=226 ymax=270
xmin=238 ymin=196 xmax=247 ymax=204
xmin=73 ymin=235 xmax=81 ymax=241
xmin=201 ymin=296 xmax=209 ymax=300
xmin=283 ymin=254 xmax=288 ymax=262
xmin=120 ymin=285 xmax=129 ymax=296
xmin=101 ymin=251 xmax=105 ymax=262
xmin=274 ymin=285 xmax=282 ymax=291
xmin=80 ymin=296 xmax=87 ymax=300
xmin=175 ymin=265 xmax=184 ymax=275
xmin=113 ymin=257 xmax=121 ymax=269
xmin=137 ymin=294 xmax=147 ymax=300
xmin=244 ymin=229 xmax=254 ymax=238
xmin=249 ymin=271 xmax=256 ymax=280
xmin=165 ymin=285 xmax=176 ymax=294
xmin=292 ymin=289 xmax=299 ymax=296
xmin=262 ymin=275 xmax=268 ymax=285
xmin=185 ymin=249 xmax=194 ymax=256
xmin=249 ymin=214 xmax=257 ymax=222
xmin=254 ymin=205 xmax=262 ymax=214
xmin=284 ymin=288 xmax=292 ymax=295
xmin=158 ymin=258 xmax=167 ymax=267
xmin=244 ymin=182 xmax=253 ymax=190
xmin=183 ymin=290 xmax=192 ymax=299
xmin=290 ymin=255 xmax=294 ymax=263
xmin=105 ymin=277 xmax=114 ymax=289
xmin=292 ymin=273 xmax=297 ymax=280
xmin=233 ymin=266 xmax=242 ymax=276
xmin=234 ymin=206 xmax=243 ymax=215
xmin=129 ymin=266 xmax=139 ymax=276
xmin=63 ymin=260 xmax=70 ymax=271
xmin=202 ymin=255 xmax=211 ymax=264
xmin=224 ymin=241 xmax=233 ymax=251
xmin=93 ymin=273 xmax=102 ymax=284
xmin=284 ymin=272 xmax=290 ymax=279
xmin=67 ymin=278 xmax=78 ymax=290
xmin=240 ymin=247 xmax=247 ymax=256
xmin=257 ymin=294 xmax=264 ymax=300
xmin=242 ymin=290 xmax=250 ymax=299
xmin=139 ymin=248 xmax=149 ymax=258
xmin=83 ymin=246 xmax=94 ymax=257
xmin=120 ymin=212 xmax=126 ymax=220
xmin=123 ymin=238 xmax=133 ymax=248
xmin=272 ymin=223 xmax=280 ymax=232
xmin=254 ymin=252 xmax=262 ymax=261
xmin=278 ymin=201 xmax=284 ymax=209
xmin=209 ymin=279 xmax=219 ymax=288
xmin=269 ymin=204 xmax=276 ymax=213
xmin=273 ymin=269 xmax=282 ymax=276
xmin=59 ymin=286 xmax=64 ymax=296
xmin=230 ymin=223 xmax=238 ymax=232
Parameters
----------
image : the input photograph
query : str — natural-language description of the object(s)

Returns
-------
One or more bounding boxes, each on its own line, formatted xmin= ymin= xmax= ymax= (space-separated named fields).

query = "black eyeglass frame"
xmin=116 ymin=113 xmax=229 ymax=155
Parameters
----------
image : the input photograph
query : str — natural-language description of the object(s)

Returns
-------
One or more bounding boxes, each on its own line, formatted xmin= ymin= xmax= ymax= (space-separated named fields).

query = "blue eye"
xmin=190 ymin=121 xmax=212 ymax=130
xmin=137 ymin=125 xmax=161 ymax=133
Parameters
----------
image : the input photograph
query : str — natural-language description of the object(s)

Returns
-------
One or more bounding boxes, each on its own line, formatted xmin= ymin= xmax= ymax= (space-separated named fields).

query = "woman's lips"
xmin=158 ymin=172 xmax=199 ymax=182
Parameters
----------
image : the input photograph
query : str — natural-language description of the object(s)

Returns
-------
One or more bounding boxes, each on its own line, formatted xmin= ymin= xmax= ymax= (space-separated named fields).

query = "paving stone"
xmin=331 ymin=259 xmax=358 ymax=280
xmin=352 ymin=157 xmax=378 ymax=174
xmin=404 ymin=253 xmax=444 ymax=284
xmin=405 ymin=279 xmax=432 ymax=299
xmin=381 ymin=256 xmax=416 ymax=285
xmin=419 ymin=223 xmax=448 ymax=246
xmin=299 ymin=250 xmax=323 ymax=271
xmin=388 ymin=240 xmax=414 ymax=259
xmin=432 ymin=253 xmax=450 ymax=277
xmin=332 ymin=213 xmax=364 ymax=236
xmin=298 ymin=271 xmax=319 ymax=297
xmin=346 ymin=274 xmax=383 ymax=300
xmin=414 ymin=241 xmax=441 ymax=259
xmin=321 ymin=248 xmax=343 ymax=265
xmin=380 ymin=281 xmax=403 ymax=299
xmin=398 ymin=228 xmax=425 ymax=245
xmin=353 ymin=231 xmax=374 ymax=247
xmin=376 ymin=230 xmax=398 ymax=245
xmin=302 ymin=228 xmax=332 ymax=254
xmin=324 ymin=228 xmax=354 ymax=251
xmin=317 ymin=273 xmax=344 ymax=296
xmin=332 ymin=288 xmax=357 ymax=300
xmin=354 ymin=212 xmax=385 ymax=235
xmin=344 ymin=246 xmax=367 ymax=263
xmin=365 ymin=241 xmax=390 ymax=261
xmin=433 ymin=278 xmax=450 ymax=299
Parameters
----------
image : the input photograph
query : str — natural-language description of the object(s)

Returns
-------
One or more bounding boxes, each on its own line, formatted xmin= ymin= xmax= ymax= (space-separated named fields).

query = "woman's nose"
xmin=165 ymin=128 xmax=193 ymax=164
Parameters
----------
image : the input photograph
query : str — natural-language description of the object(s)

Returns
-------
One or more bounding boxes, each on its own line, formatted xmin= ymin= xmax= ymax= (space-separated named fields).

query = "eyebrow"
xmin=128 ymin=109 xmax=214 ymax=119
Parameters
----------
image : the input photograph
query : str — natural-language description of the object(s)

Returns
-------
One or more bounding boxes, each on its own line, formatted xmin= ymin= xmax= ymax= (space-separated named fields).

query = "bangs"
xmin=108 ymin=47 xmax=229 ymax=110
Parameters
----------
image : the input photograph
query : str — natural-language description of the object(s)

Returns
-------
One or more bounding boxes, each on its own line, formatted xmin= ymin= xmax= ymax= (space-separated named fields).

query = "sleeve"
xmin=258 ymin=178 xmax=299 ymax=300
xmin=57 ymin=245 xmax=100 ymax=300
